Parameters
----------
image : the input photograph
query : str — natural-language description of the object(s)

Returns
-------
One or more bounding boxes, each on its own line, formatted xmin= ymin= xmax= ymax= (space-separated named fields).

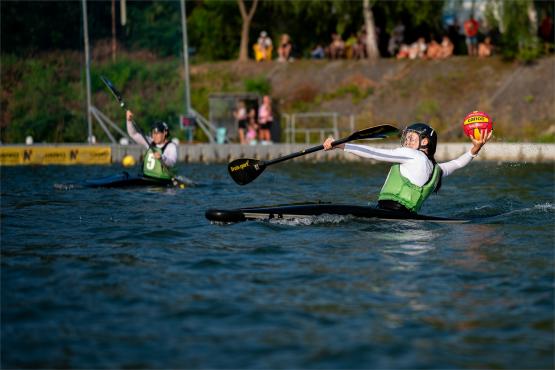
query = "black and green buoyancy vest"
xmin=378 ymin=163 xmax=441 ymax=213
xmin=142 ymin=142 xmax=175 ymax=180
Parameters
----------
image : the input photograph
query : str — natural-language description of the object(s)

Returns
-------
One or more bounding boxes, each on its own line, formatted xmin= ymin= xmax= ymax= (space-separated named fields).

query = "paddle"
xmin=100 ymin=76 xmax=155 ymax=149
xmin=100 ymin=76 xmax=190 ymax=188
xmin=228 ymin=124 xmax=399 ymax=185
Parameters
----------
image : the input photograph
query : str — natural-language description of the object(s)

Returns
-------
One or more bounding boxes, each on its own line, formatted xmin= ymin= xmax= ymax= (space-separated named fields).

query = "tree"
xmin=363 ymin=0 xmax=379 ymax=59
xmin=237 ymin=0 xmax=259 ymax=61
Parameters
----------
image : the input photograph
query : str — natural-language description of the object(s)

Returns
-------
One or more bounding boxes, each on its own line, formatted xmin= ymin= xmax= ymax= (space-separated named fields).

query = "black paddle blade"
xmin=100 ymin=76 xmax=125 ymax=108
xmin=350 ymin=124 xmax=399 ymax=140
xmin=228 ymin=158 xmax=266 ymax=185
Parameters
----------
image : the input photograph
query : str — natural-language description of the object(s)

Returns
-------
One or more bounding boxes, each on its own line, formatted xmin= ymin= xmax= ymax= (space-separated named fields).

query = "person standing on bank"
xmin=323 ymin=122 xmax=492 ymax=214
xmin=233 ymin=100 xmax=248 ymax=145
xmin=126 ymin=110 xmax=177 ymax=181
xmin=258 ymin=95 xmax=273 ymax=144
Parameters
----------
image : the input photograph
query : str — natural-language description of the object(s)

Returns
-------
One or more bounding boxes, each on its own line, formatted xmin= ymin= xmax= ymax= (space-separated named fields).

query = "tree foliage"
xmin=1 ymin=0 xmax=448 ymax=60
xmin=484 ymin=0 xmax=545 ymax=62
xmin=3 ymin=0 xmax=550 ymax=61
xmin=188 ymin=1 xmax=242 ymax=61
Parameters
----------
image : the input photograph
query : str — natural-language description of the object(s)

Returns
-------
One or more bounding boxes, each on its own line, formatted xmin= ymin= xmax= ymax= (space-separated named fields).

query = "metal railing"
xmin=190 ymin=107 xmax=217 ymax=143
xmin=282 ymin=112 xmax=355 ymax=144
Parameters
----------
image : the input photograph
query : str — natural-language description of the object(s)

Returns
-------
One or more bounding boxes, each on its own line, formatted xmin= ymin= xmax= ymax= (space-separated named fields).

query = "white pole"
xmin=180 ymin=0 xmax=191 ymax=115
xmin=82 ymin=0 xmax=93 ymax=143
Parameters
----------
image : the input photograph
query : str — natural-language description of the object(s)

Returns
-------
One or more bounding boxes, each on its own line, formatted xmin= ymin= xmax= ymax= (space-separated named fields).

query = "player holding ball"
xmin=323 ymin=111 xmax=493 ymax=214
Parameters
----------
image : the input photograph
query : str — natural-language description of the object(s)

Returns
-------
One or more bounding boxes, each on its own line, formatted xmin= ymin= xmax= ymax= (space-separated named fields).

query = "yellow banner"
xmin=0 ymin=146 xmax=111 ymax=166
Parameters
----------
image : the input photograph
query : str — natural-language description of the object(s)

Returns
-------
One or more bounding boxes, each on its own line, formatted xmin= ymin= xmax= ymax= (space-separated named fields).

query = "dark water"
xmin=1 ymin=161 xmax=554 ymax=369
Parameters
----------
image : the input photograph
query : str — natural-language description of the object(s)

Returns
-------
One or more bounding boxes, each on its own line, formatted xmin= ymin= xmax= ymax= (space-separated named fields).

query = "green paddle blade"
xmin=228 ymin=158 xmax=266 ymax=185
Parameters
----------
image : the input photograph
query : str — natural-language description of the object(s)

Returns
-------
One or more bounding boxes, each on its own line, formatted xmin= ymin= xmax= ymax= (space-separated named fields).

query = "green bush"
xmin=244 ymin=76 xmax=272 ymax=95
xmin=3 ymin=57 xmax=84 ymax=143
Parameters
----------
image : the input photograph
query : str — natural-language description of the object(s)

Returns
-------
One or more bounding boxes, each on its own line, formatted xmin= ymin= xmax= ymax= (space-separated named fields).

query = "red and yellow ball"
xmin=463 ymin=111 xmax=493 ymax=140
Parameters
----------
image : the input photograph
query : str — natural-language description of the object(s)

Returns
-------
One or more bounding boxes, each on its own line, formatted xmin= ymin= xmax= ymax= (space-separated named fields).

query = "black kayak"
xmin=205 ymin=203 xmax=468 ymax=224
xmin=83 ymin=172 xmax=176 ymax=188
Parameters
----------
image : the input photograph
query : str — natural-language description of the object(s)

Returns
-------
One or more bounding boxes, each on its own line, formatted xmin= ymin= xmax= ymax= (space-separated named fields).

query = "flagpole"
xmin=180 ymin=0 xmax=191 ymax=115
xmin=82 ymin=0 xmax=93 ymax=143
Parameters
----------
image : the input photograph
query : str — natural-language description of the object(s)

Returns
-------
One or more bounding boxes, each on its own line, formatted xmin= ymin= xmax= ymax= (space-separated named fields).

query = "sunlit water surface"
xmin=1 ymin=162 xmax=554 ymax=368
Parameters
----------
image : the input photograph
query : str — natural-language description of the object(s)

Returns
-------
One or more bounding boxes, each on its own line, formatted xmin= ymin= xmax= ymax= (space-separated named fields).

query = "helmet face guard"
xmin=401 ymin=123 xmax=437 ymax=157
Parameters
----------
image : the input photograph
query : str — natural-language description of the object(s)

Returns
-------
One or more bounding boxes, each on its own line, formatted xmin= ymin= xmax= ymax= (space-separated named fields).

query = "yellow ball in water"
xmin=122 ymin=155 xmax=136 ymax=167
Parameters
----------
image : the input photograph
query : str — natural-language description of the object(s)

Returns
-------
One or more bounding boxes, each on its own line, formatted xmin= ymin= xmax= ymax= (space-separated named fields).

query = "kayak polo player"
xmin=126 ymin=110 xmax=177 ymax=181
xmin=323 ymin=114 xmax=493 ymax=214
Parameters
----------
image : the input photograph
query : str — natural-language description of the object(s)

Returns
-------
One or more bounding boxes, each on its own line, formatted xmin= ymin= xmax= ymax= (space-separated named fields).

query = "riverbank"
xmin=2 ymin=53 xmax=554 ymax=144
xmin=1 ymin=143 xmax=553 ymax=166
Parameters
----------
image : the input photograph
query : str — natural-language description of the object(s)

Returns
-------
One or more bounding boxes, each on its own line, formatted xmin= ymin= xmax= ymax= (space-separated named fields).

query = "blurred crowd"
xmin=252 ymin=12 xmax=554 ymax=62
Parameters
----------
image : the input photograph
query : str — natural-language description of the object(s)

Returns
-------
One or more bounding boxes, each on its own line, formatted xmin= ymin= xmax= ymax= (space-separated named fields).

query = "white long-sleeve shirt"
xmin=344 ymin=144 xmax=476 ymax=187
xmin=127 ymin=120 xmax=177 ymax=167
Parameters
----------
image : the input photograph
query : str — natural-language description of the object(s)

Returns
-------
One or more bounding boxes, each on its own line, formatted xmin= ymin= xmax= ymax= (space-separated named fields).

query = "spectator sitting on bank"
xmin=478 ymin=36 xmax=494 ymax=57
xmin=439 ymin=35 xmax=454 ymax=58
xmin=464 ymin=15 xmax=480 ymax=56
xmin=328 ymin=33 xmax=345 ymax=59
xmin=311 ymin=44 xmax=325 ymax=59
xmin=253 ymin=31 xmax=273 ymax=62
xmin=396 ymin=44 xmax=410 ymax=59
xmin=277 ymin=33 xmax=293 ymax=62
xmin=345 ymin=34 xmax=358 ymax=59
xmin=233 ymin=100 xmax=248 ymax=144
xmin=426 ymin=37 xmax=442 ymax=59
xmin=408 ymin=37 xmax=427 ymax=59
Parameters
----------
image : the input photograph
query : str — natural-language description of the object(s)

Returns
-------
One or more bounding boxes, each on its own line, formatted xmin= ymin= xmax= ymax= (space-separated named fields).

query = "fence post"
xmin=333 ymin=112 xmax=339 ymax=138
xmin=292 ymin=114 xmax=296 ymax=144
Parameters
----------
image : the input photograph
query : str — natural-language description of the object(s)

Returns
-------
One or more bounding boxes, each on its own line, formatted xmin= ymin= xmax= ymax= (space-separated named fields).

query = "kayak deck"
xmin=83 ymin=172 xmax=175 ymax=188
xmin=205 ymin=203 xmax=468 ymax=224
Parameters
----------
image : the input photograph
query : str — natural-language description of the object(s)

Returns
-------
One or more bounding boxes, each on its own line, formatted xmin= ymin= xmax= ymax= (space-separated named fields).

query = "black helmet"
xmin=151 ymin=121 xmax=169 ymax=135
xmin=401 ymin=123 xmax=437 ymax=157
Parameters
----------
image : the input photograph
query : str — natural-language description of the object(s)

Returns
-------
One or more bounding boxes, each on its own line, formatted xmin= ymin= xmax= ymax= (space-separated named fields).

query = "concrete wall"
xmin=110 ymin=143 xmax=555 ymax=164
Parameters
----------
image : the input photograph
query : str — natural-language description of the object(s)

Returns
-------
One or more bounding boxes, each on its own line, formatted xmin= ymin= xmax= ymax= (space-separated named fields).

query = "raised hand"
xmin=470 ymin=129 xmax=493 ymax=156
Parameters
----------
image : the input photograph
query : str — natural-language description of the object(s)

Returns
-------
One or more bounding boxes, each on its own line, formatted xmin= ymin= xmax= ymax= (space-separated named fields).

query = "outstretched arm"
xmin=440 ymin=129 xmax=493 ymax=176
xmin=126 ymin=110 xmax=150 ymax=149
xmin=323 ymin=136 xmax=417 ymax=164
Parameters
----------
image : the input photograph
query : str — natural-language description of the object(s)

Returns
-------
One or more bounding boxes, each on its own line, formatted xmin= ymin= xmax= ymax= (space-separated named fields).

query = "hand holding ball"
xmin=463 ymin=111 xmax=493 ymax=140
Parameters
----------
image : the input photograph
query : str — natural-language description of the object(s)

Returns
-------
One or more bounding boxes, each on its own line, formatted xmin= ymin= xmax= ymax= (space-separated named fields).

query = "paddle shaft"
xmin=101 ymin=76 xmax=153 ymax=150
xmin=263 ymin=137 xmax=350 ymax=167
xmin=227 ymin=124 xmax=399 ymax=185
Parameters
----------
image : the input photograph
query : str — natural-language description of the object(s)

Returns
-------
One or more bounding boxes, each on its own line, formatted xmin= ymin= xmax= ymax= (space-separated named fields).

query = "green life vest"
xmin=378 ymin=164 xmax=441 ymax=213
xmin=142 ymin=144 xmax=175 ymax=180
